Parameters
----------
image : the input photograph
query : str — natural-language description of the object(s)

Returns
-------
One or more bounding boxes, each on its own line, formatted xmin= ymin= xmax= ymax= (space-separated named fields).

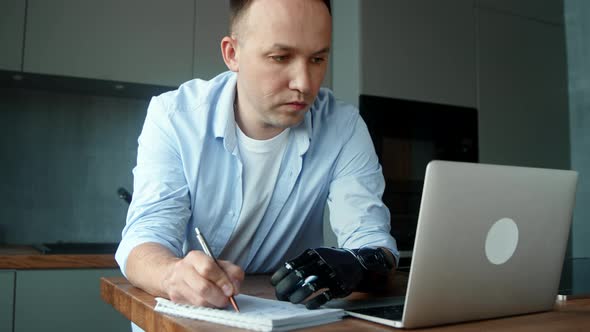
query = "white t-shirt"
xmin=219 ymin=125 xmax=291 ymax=266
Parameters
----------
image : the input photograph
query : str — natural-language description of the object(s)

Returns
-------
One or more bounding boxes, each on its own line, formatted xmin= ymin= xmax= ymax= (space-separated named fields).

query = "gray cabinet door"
xmin=14 ymin=269 xmax=129 ymax=332
xmin=360 ymin=0 xmax=477 ymax=107
xmin=0 ymin=270 xmax=15 ymax=332
xmin=477 ymin=0 xmax=564 ymax=24
xmin=477 ymin=9 xmax=569 ymax=169
xmin=24 ymin=0 xmax=194 ymax=86
xmin=0 ymin=0 xmax=26 ymax=71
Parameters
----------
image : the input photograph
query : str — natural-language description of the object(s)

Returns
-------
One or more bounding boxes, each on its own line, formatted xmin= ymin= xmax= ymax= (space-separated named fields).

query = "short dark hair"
xmin=229 ymin=0 xmax=331 ymax=35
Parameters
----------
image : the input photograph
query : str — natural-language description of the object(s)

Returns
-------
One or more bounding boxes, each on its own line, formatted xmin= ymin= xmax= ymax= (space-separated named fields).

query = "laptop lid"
xmin=346 ymin=161 xmax=577 ymax=328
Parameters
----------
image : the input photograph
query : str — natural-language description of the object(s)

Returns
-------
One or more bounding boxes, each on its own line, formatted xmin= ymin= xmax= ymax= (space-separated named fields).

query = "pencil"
xmin=195 ymin=227 xmax=240 ymax=312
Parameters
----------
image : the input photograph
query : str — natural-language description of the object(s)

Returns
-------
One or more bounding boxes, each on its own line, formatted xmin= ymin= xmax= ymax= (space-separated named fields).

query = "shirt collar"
xmin=293 ymin=109 xmax=312 ymax=156
xmin=212 ymin=72 xmax=238 ymax=152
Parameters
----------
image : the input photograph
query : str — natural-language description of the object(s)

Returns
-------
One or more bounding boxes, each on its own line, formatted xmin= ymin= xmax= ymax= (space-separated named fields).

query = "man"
xmin=116 ymin=0 xmax=399 ymax=314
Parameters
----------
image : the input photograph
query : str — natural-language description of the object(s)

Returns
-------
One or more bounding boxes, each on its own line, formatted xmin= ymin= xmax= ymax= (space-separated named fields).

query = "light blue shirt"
xmin=116 ymin=71 xmax=399 ymax=274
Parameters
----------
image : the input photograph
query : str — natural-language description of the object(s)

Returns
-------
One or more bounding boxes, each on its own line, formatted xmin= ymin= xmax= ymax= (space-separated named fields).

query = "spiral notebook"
xmin=154 ymin=294 xmax=345 ymax=331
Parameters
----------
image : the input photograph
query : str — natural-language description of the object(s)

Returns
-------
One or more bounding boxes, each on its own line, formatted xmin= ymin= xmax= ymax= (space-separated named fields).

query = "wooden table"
xmin=0 ymin=245 xmax=117 ymax=269
xmin=101 ymin=275 xmax=590 ymax=331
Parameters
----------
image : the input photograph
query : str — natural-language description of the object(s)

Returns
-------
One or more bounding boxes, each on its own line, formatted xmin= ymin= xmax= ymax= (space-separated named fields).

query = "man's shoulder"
xmin=312 ymin=88 xmax=360 ymax=127
xmin=153 ymin=71 xmax=235 ymax=114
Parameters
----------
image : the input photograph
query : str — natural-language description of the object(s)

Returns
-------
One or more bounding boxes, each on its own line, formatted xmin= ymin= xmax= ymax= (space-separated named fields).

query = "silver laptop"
xmin=342 ymin=160 xmax=578 ymax=328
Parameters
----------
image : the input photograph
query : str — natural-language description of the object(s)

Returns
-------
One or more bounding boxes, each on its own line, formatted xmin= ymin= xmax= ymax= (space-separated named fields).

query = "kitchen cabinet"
xmin=359 ymin=0 xmax=476 ymax=108
xmin=477 ymin=9 xmax=569 ymax=169
xmin=14 ymin=269 xmax=129 ymax=332
xmin=0 ymin=0 xmax=26 ymax=71
xmin=0 ymin=271 xmax=15 ymax=332
xmin=477 ymin=0 xmax=564 ymax=24
xmin=24 ymin=0 xmax=194 ymax=87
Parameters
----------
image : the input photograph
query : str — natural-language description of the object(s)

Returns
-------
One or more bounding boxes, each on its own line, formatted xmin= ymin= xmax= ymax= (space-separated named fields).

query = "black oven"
xmin=359 ymin=95 xmax=478 ymax=254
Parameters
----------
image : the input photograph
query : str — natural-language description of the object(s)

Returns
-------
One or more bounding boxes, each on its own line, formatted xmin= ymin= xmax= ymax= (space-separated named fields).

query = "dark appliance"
xmin=359 ymin=95 xmax=478 ymax=259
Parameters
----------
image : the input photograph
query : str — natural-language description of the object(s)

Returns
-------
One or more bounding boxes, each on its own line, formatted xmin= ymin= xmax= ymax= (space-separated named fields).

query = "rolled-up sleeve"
xmin=115 ymin=96 xmax=192 ymax=276
xmin=327 ymin=115 xmax=400 ymax=266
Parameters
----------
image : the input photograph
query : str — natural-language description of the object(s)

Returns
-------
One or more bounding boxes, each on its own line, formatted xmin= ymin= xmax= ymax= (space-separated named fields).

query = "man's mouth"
xmin=285 ymin=101 xmax=308 ymax=111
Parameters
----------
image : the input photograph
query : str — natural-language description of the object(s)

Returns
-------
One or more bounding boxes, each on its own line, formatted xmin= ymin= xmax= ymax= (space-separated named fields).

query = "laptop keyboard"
xmin=348 ymin=304 xmax=404 ymax=320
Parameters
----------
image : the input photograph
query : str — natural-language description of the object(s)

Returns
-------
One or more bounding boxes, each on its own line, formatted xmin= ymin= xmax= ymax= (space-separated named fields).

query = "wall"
xmin=476 ymin=1 xmax=570 ymax=170
xmin=565 ymin=0 xmax=590 ymax=258
xmin=0 ymin=88 xmax=146 ymax=244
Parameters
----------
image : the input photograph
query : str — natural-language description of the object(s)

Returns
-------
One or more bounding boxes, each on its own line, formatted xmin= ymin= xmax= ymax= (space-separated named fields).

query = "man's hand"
xmin=270 ymin=247 xmax=394 ymax=309
xmin=125 ymin=243 xmax=245 ymax=308
xmin=162 ymin=250 xmax=244 ymax=307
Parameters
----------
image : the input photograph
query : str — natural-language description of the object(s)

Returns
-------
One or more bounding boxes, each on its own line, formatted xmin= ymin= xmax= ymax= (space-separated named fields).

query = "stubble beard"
xmin=264 ymin=104 xmax=309 ymax=130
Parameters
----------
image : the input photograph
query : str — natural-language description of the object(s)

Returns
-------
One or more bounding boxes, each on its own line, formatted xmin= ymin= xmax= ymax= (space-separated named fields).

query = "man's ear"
xmin=221 ymin=36 xmax=239 ymax=72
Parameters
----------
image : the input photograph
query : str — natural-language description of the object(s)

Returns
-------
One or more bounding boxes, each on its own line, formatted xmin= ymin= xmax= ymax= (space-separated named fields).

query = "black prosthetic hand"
xmin=270 ymin=247 xmax=394 ymax=309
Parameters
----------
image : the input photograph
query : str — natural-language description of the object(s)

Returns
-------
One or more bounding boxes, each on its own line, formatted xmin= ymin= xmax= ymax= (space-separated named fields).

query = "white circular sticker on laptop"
xmin=485 ymin=218 xmax=519 ymax=265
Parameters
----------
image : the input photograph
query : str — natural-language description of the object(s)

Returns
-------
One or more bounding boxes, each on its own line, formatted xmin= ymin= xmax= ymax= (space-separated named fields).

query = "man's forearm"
xmin=125 ymin=242 xmax=181 ymax=297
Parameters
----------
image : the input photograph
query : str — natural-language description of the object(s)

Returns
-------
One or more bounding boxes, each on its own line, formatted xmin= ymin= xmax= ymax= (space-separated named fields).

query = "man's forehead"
xmin=268 ymin=43 xmax=331 ymax=54
xmin=247 ymin=0 xmax=329 ymax=11
xmin=245 ymin=0 xmax=330 ymax=22
xmin=243 ymin=1 xmax=331 ymax=34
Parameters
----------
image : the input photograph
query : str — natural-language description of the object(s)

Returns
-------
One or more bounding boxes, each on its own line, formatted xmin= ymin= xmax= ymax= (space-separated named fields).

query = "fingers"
xmin=272 ymin=249 xmax=347 ymax=309
xmin=289 ymin=275 xmax=322 ymax=304
xmin=305 ymin=290 xmax=333 ymax=309
xmin=270 ymin=265 xmax=292 ymax=286
xmin=271 ymin=249 xmax=318 ymax=286
xmin=274 ymin=261 xmax=322 ymax=301
xmin=218 ymin=260 xmax=245 ymax=294
xmin=169 ymin=277 xmax=224 ymax=308
xmin=275 ymin=270 xmax=304 ymax=301
xmin=188 ymin=251 xmax=236 ymax=297
xmin=162 ymin=250 xmax=244 ymax=308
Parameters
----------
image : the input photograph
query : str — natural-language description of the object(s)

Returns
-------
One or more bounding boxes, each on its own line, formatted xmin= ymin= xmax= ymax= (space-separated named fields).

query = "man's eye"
xmin=271 ymin=55 xmax=288 ymax=62
xmin=311 ymin=57 xmax=326 ymax=64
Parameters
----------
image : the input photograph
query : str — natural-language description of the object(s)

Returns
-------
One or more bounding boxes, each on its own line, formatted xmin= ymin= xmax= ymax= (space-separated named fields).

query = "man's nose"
xmin=288 ymin=62 xmax=312 ymax=95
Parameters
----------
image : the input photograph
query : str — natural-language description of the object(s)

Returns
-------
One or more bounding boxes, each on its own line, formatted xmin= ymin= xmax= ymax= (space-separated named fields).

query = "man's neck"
xmin=234 ymin=99 xmax=284 ymax=140
xmin=237 ymin=123 xmax=285 ymax=141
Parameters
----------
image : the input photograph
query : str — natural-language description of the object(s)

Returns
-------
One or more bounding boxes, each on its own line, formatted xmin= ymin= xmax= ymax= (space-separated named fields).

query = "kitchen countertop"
xmin=0 ymin=245 xmax=119 ymax=269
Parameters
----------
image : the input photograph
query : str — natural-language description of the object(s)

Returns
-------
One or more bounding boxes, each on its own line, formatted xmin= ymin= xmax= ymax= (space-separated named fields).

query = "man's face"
xmin=231 ymin=0 xmax=331 ymax=139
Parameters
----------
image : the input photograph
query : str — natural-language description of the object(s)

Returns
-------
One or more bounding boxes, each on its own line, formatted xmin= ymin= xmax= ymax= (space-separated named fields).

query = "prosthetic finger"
xmin=275 ymin=262 xmax=321 ymax=301
xmin=274 ymin=270 xmax=302 ymax=301
xmin=288 ymin=275 xmax=323 ymax=304
xmin=270 ymin=264 xmax=291 ymax=286
xmin=274 ymin=262 xmax=318 ymax=301
xmin=305 ymin=290 xmax=333 ymax=310
xmin=270 ymin=249 xmax=318 ymax=286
